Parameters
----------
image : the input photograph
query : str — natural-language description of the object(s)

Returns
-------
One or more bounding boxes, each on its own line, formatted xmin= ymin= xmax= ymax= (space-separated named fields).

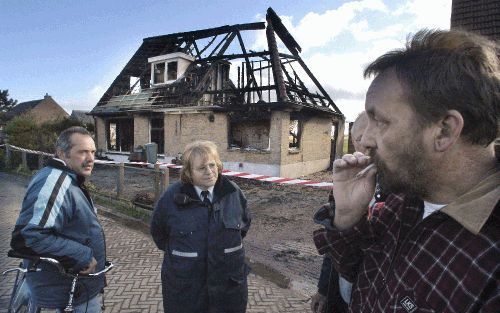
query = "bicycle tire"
xmin=10 ymin=277 xmax=33 ymax=313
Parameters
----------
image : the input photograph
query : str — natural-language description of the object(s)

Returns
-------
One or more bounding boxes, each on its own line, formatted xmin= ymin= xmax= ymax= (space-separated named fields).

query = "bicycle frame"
xmin=3 ymin=250 xmax=113 ymax=313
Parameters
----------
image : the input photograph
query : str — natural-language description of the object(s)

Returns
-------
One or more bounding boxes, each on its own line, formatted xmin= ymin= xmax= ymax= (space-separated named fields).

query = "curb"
xmin=96 ymin=204 xmax=293 ymax=290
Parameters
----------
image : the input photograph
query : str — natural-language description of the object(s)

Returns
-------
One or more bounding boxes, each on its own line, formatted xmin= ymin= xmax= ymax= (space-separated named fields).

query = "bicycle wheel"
xmin=10 ymin=277 xmax=33 ymax=313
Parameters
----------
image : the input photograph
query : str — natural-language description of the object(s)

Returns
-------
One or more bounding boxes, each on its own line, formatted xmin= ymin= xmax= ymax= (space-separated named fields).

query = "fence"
xmin=1 ymin=143 xmax=176 ymax=208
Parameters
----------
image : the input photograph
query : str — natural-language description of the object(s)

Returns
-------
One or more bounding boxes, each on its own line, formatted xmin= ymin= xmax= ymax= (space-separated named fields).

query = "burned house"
xmin=90 ymin=8 xmax=345 ymax=178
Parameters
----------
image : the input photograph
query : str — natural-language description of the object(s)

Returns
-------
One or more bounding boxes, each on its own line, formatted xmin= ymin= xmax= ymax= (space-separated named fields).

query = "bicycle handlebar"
xmin=4 ymin=250 xmax=113 ymax=277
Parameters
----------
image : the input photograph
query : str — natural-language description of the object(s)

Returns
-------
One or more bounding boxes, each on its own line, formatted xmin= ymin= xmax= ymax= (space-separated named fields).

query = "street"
xmin=0 ymin=172 xmax=310 ymax=312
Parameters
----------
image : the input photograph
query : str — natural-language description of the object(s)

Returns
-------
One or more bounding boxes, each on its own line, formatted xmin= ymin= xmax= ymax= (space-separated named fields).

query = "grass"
xmin=91 ymin=192 xmax=152 ymax=222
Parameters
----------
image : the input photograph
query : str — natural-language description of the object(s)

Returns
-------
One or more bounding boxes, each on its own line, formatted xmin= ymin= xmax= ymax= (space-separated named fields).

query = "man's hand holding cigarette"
xmin=331 ymin=152 xmax=377 ymax=230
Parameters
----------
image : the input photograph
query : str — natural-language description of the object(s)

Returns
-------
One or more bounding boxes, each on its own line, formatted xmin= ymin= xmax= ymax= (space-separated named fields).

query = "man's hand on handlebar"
xmin=79 ymin=257 xmax=97 ymax=275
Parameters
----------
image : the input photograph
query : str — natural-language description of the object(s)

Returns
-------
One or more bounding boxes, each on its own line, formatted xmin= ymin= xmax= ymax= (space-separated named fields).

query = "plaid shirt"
xmin=313 ymin=170 xmax=500 ymax=313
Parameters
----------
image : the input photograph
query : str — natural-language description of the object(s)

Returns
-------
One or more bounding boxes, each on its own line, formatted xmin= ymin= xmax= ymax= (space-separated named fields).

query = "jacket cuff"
xmin=313 ymin=203 xmax=335 ymax=231
xmin=73 ymin=248 xmax=93 ymax=272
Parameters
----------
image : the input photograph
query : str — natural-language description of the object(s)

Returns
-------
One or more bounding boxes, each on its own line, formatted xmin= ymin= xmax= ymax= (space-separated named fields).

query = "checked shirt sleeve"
xmin=313 ymin=217 xmax=372 ymax=282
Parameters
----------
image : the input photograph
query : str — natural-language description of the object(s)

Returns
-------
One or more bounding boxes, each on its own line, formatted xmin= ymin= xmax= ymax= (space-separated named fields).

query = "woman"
xmin=151 ymin=140 xmax=251 ymax=313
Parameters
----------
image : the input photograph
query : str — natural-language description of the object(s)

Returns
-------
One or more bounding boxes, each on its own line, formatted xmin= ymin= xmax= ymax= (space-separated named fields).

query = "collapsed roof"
xmin=91 ymin=7 xmax=343 ymax=119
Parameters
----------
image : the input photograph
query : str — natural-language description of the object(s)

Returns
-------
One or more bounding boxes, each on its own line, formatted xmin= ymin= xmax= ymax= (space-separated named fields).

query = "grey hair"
xmin=55 ymin=126 xmax=92 ymax=156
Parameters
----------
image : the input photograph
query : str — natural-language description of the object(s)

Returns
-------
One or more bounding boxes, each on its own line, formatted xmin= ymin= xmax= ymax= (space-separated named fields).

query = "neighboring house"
xmin=451 ymin=0 xmax=499 ymax=41
xmin=70 ymin=110 xmax=95 ymax=126
xmin=90 ymin=8 xmax=346 ymax=178
xmin=6 ymin=93 xmax=69 ymax=125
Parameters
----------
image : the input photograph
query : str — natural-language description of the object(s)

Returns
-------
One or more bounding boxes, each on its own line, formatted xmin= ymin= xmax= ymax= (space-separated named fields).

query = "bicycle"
xmin=2 ymin=250 xmax=113 ymax=313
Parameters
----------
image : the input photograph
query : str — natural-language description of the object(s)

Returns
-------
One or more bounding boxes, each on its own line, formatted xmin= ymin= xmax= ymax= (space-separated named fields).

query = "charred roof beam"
xmin=197 ymin=35 xmax=219 ymax=57
xmin=194 ymin=51 xmax=271 ymax=64
xmin=236 ymin=30 xmax=262 ymax=102
xmin=266 ymin=13 xmax=288 ymax=102
xmin=144 ymin=22 xmax=265 ymax=44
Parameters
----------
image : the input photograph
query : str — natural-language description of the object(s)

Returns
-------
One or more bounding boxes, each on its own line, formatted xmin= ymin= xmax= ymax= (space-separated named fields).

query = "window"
xmin=167 ymin=61 xmax=178 ymax=81
xmin=154 ymin=63 xmax=165 ymax=84
xmin=229 ymin=120 xmax=270 ymax=150
xmin=289 ymin=119 xmax=301 ymax=150
xmin=150 ymin=118 xmax=164 ymax=154
xmin=107 ymin=118 xmax=134 ymax=152
xmin=109 ymin=123 xmax=117 ymax=150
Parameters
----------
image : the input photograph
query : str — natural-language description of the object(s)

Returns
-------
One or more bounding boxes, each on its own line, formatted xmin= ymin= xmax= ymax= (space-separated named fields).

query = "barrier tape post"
xmin=38 ymin=154 xmax=44 ymax=170
xmin=154 ymin=163 xmax=161 ymax=204
xmin=161 ymin=167 xmax=169 ymax=194
xmin=117 ymin=162 xmax=125 ymax=199
xmin=22 ymin=151 xmax=28 ymax=169
xmin=5 ymin=143 xmax=11 ymax=169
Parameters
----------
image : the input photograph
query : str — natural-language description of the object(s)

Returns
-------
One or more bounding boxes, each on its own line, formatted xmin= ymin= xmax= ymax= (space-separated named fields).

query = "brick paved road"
xmin=0 ymin=172 xmax=310 ymax=312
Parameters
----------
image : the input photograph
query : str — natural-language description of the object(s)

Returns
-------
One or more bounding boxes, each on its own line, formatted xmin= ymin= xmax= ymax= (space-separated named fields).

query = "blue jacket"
xmin=10 ymin=158 xmax=106 ymax=308
xmin=151 ymin=175 xmax=251 ymax=313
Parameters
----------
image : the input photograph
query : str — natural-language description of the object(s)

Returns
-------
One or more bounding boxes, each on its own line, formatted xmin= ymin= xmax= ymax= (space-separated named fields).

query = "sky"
xmin=0 ymin=0 xmax=451 ymax=122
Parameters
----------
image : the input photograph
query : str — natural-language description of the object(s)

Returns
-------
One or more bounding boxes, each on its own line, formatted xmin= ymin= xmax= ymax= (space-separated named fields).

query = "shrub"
xmin=4 ymin=116 xmax=38 ymax=149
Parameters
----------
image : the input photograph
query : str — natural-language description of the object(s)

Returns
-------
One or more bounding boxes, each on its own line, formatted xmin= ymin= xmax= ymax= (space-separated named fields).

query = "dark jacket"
xmin=10 ymin=158 xmax=106 ymax=308
xmin=151 ymin=175 xmax=251 ymax=313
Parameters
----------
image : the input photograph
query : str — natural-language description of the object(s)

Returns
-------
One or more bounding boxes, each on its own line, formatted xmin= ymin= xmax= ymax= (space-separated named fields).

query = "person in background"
xmin=151 ymin=140 xmax=251 ymax=313
xmin=314 ymin=29 xmax=499 ymax=312
xmin=311 ymin=112 xmax=371 ymax=313
xmin=10 ymin=126 xmax=106 ymax=312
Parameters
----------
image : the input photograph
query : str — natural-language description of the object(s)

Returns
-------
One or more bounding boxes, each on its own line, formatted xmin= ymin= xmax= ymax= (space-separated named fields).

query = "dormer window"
xmin=167 ymin=61 xmax=178 ymax=81
xmin=154 ymin=63 xmax=165 ymax=84
xmin=148 ymin=52 xmax=194 ymax=86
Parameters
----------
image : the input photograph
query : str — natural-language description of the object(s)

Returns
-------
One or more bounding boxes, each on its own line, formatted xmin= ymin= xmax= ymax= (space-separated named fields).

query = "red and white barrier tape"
xmin=2 ymin=145 xmax=333 ymax=189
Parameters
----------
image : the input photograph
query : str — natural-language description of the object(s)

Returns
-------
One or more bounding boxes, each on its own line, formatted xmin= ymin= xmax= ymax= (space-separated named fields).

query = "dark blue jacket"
xmin=10 ymin=158 xmax=106 ymax=308
xmin=151 ymin=175 xmax=251 ymax=313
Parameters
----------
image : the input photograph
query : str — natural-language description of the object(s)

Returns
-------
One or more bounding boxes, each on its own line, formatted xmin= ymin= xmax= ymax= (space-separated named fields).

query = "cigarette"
xmin=355 ymin=163 xmax=376 ymax=178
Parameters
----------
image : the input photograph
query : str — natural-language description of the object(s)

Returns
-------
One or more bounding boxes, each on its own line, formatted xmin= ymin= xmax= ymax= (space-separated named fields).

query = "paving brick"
xmin=0 ymin=173 xmax=310 ymax=313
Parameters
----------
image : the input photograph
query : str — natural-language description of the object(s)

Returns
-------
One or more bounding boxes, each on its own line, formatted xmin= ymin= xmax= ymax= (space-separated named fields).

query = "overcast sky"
xmin=0 ymin=0 xmax=451 ymax=121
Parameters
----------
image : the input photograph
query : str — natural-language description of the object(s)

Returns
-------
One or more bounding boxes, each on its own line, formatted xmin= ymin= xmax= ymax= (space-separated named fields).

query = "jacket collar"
xmin=48 ymin=158 xmax=86 ymax=186
xmin=440 ymin=164 xmax=499 ymax=235
xmin=179 ymin=175 xmax=236 ymax=203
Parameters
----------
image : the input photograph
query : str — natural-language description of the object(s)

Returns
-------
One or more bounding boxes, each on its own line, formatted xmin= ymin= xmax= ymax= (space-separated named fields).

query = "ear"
xmin=55 ymin=149 xmax=65 ymax=159
xmin=434 ymin=110 xmax=464 ymax=152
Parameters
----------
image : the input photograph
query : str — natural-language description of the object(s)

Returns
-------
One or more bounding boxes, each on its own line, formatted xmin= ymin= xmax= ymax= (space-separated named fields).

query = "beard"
xmin=372 ymin=136 xmax=430 ymax=199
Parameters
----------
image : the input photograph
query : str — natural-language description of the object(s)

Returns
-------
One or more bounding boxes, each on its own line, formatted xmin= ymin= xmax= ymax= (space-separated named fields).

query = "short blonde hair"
xmin=180 ymin=140 xmax=223 ymax=184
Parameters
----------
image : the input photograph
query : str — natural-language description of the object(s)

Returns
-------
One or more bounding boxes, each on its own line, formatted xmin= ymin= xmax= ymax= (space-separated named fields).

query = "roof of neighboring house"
xmin=451 ymin=0 xmax=500 ymax=41
xmin=7 ymin=99 xmax=43 ymax=117
xmin=70 ymin=110 xmax=94 ymax=125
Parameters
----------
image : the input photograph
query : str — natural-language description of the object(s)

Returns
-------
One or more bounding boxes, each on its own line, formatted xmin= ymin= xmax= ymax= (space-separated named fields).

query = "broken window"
xmin=108 ymin=122 xmax=117 ymax=150
xmin=289 ymin=119 xmax=301 ymax=150
xmin=153 ymin=63 xmax=165 ymax=84
xmin=167 ymin=61 xmax=178 ymax=81
xmin=107 ymin=118 xmax=134 ymax=152
xmin=229 ymin=120 xmax=270 ymax=150
xmin=130 ymin=76 xmax=141 ymax=94
xmin=150 ymin=118 xmax=164 ymax=154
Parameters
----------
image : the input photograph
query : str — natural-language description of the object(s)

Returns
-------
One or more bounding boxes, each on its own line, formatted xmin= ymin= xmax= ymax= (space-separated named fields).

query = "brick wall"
xmin=133 ymin=115 xmax=150 ymax=148
xmin=95 ymin=109 xmax=340 ymax=178
xmin=279 ymin=115 xmax=332 ymax=177
xmin=164 ymin=112 xmax=228 ymax=157
xmin=95 ymin=117 xmax=107 ymax=151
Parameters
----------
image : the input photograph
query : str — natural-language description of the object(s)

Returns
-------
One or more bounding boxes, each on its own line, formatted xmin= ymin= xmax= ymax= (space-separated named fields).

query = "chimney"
xmin=44 ymin=93 xmax=50 ymax=99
